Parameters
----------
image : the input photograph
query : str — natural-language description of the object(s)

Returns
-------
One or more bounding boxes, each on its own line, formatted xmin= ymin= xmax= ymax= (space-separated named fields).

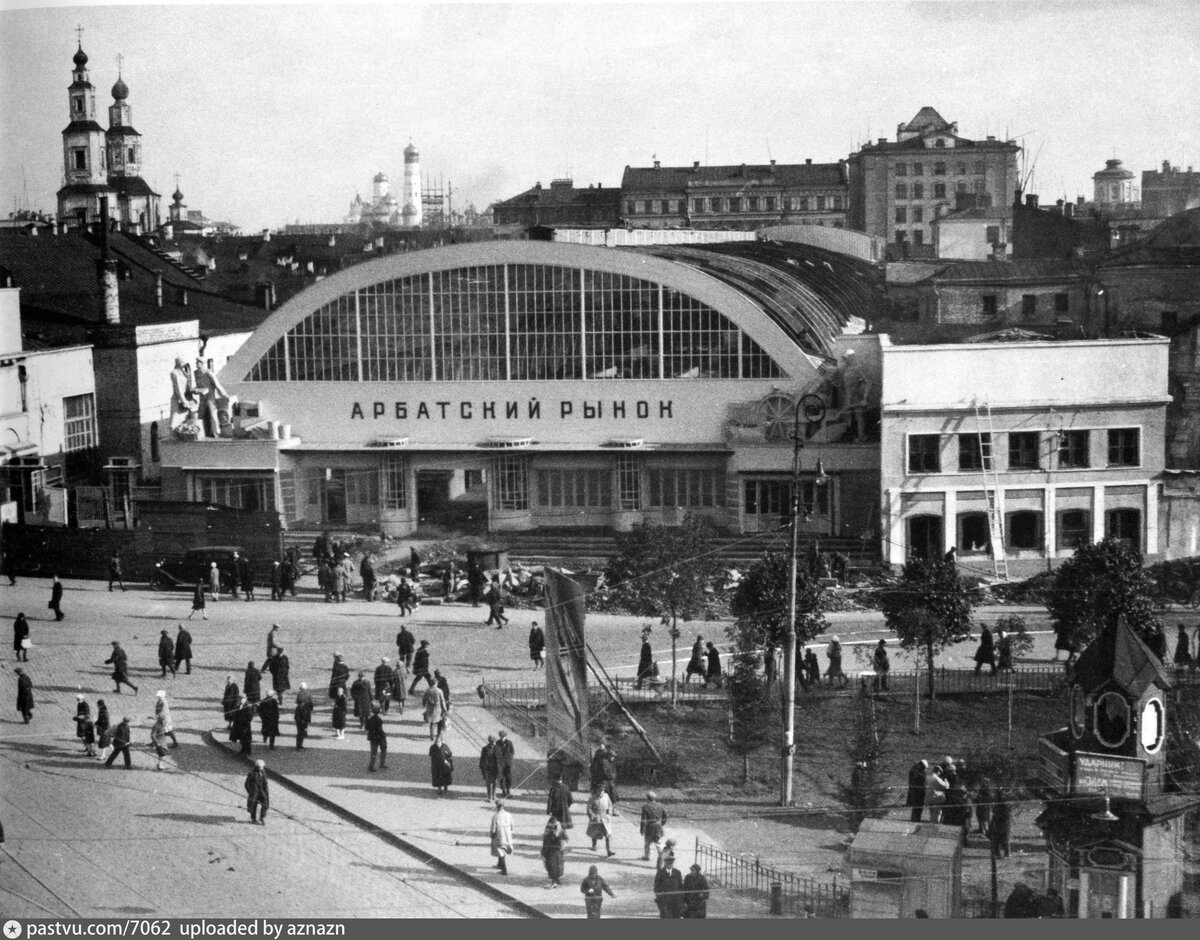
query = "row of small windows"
xmin=907 ymin=428 xmax=1141 ymax=474
xmin=247 ymin=263 xmax=784 ymax=383
xmin=896 ymin=160 xmax=989 ymax=177
xmin=625 ymin=195 xmax=844 ymax=215
xmin=908 ymin=508 xmax=1141 ymax=558
xmin=981 ymin=293 xmax=1071 ymax=318
xmin=491 ymin=457 xmax=727 ymax=513
xmin=895 ymin=180 xmax=986 ymax=200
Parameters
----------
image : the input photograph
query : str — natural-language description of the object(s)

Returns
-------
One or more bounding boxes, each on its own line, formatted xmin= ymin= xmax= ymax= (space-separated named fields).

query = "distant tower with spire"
xmin=105 ymin=54 xmax=160 ymax=232
xmin=57 ymin=33 xmax=114 ymax=226
xmin=402 ymin=141 xmax=423 ymax=228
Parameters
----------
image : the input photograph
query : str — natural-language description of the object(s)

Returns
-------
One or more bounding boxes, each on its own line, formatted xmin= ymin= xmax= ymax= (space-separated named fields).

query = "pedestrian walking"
xmin=480 ymin=735 xmax=500 ymax=801
xmin=684 ymin=635 xmax=705 ymax=685
xmin=270 ymin=560 xmax=284 ymax=601
xmin=229 ymin=552 xmax=241 ymax=598
xmin=108 ymin=552 xmax=126 ymax=592
xmin=332 ymin=687 xmax=347 ymax=739
xmin=636 ymin=634 xmax=654 ymax=690
xmin=906 ymin=759 xmax=928 ymax=822
xmin=13 ymin=612 xmax=30 ymax=662
xmin=497 ymin=730 xmax=515 ymax=798
xmin=294 ymin=683 xmax=314 ymax=750
xmin=682 ymin=864 xmax=710 ymax=918
xmin=974 ymin=624 xmax=997 ymax=675
xmin=396 ymin=576 xmax=415 ymax=616
xmin=429 ymin=734 xmax=454 ymax=794
xmin=365 ymin=703 xmax=387 ymax=771
xmin=158 ymin=630 xmax=176 ymax=677
xmin=231 ymin=696 xmax=254 ymax=755
xmin=95 ymin=700 xmax=111 ymax=761
xmin=396 ymin=624 xmax=415 ymax=671
xmin=189 ymin=580 xmax=208 ymax=620
xmin=328 ymin=652 xmax=350 ymax=700
xmin=374 ymin=657 xmax=394 ymax=714
xmin=586 ymin=786 xmax=615 ymax=856
xmin=529 ymin=621 xmax=546 ymax=670
xmin=222 ymin=675 xmax=240 ymax=728
xmin=79 ymin=709 xmax=97 ymax=757
xmin=15 ymin=667 xmax=34 ymax=723
xmin=825 ymin=636 xmax=847 ymax=689
xmin=244 ymin=661 xmax=262 ymax=705
xmin=105 ymin=641 xmax=139 ymax=695
xmin=872 ymin=638 xmax=890 ymax=691
xmin=540 ymin=816 xmax=568 ymax=888
xmin=434 ymin=669 xmax=451 ymax=733
xmin=48 ymin=574 xmax=65 ymax=621
xmin=580 ymin=865 xmax=615 ymax=918
xmin=490 ymin=800 xmax=514 ymax=875
xmin=389 ymin=659 xmax=408 ymax=716
xmin=653 ymin=855 xmax=685 ymax=918
xmin=174 ymin=624 xmax=193 ymax=675
xmin=154 ymin=690 xmax=180 ymax=747
xmin=104 ymin=715 xmax=133 ymax=769
xmin=150 ymin=714 xmax=171 ymax=771
xmin=547 ymin=773 xmax=574 ymax=829
xmin=422 ymin=681 xmax=447 ymax=741
xmin=350 ymin=671 xmax=371 ymax=728
xmin=408 ymin=640 xmax=433 ymax=693
xmin=485 ymin=578 xmax=508 ymax=627
xmin=239 ymin=555 xmax=255 ymax=601
xmin=997 ymin=629 xmax=1014 ymax=672
xmin=360 ymin=553 xmax=376 ymax=601
xmin=704 ymin=641 xmax=723 ymax=688
xmin=804 ymin=647 xmax=821 ymax=688
xmin=258 ymin=691 xmax=280 ymax=749
xmin=266 ymin=623 xmax=281 ymax=660
xmin=207 ymin=562 xmax=221 ymax=602
xmin=590 ymin=741 xmax=619 ymax=807
xmin=263 ymin=647 xmax=290 ymax=707
xmin=245 ymin=759 xmax=269 ymax=825
xmin=639 ymin=790 xmax=668 ymax=861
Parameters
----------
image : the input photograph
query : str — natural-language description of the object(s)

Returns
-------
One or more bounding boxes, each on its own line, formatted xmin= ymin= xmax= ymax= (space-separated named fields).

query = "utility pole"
xmin=781 ymin=399 xmax=802 ymax=807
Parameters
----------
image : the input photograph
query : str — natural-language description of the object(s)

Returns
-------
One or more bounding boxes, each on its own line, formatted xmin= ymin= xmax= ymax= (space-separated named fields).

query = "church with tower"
xmin=344 ymin=142 xmax=425 ymax=228
xmin=56 ymin=38 xmax=160 ymax=233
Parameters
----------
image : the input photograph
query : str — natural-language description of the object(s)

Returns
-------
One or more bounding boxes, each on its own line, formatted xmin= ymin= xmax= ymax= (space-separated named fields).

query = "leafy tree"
xmin=880 ymin=556 xmax=976 ymax=699
xmin=725 ymin=617 xmax=774 ymax=783
xmin=1047 ymin=538 xmax=1160 ymax=652
xmin=606 ymin=514 xmax=723 ymax=704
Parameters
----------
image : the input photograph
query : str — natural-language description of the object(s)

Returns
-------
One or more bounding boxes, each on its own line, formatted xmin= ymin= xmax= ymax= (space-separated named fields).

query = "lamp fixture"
xmin=1091 ymin=793 xmax=1119 ymax=824
xmin=815 ymin=458 xmax=828 ymax=487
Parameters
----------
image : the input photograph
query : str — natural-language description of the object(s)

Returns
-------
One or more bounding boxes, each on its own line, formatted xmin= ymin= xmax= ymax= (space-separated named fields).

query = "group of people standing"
xmin=906 ymin=755 xmax=1012 ymax=858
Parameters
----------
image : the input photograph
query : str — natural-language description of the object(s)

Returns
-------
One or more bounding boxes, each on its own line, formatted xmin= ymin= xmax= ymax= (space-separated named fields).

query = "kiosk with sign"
xmin=1034 ymin=619 xmax=1200 ymax=918
xmin=846 ymin=819 xmax=963 ymax=918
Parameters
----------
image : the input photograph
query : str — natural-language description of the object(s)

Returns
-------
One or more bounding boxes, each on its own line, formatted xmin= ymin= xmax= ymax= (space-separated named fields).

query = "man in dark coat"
xmin=243 ymin=661 xmax=262 ymax=705
xmin=704 ymin=642 xmax=723 ymax=688
xmin=158 ymin=630 xmax=176 ymax=677
xmin=684 ymin=635 xmax=705 ymax=684
xmin=229 ymin=553 xmax=241 ymax=597
xmin=294 ymin=683 xmax=314 ymax=750
xmin=374 ymin=657 xmax=394 ymax=714
xmin=974 ymin=625 xmax=997 ymax=675
xmin=15 ymin=667 xmax=34 ymax=723
xmin=396 ymin=624 xmax=416 ymax=670
xmin=244 ymin=759 xmax=269 ymax=824
xmin=258 ymin=692 xmax=280 ymax=749
xmin=907 ymin=759 xmax=928 ymax=822
xmin=231 ymin=697 xmax=255 ymax=755
xmin=990 ymin=786 xmax=1012 ymax=858
xmin=408 ymin=640 xmax=433 ymax=693
xmin=262 ymin=648 xmax=290 ymax=707
xmin=366 ymin=703 xmax=387 ymax=772
xmin=496 ymin=730 xmax=515 ymax=798
xmin=13 ymin=613 xmax=30 ymax=663
xmin=528 ymin=621 xmax=546 ymax=670
xmin=48 ymin=575 xmax=65 ymax=621
xmin=350 ymin=671 xmax=372 ymax=728
xmin=174 ymin=625 xmax=193 ymax=675
xmin=269 ymin=560 xmax=284 ymax=601
xmin=654 ymin=856 xmax=685 ymax=918
xmin=104 ymin=715 xmax=133 ymax=769
xmin=872 ymin=639 xmax=890 ymax=692
xmin=266 ymin=624 xmax=281 ymax=661
xmin=105 ymin=641 xmax=139 ymax=695
xmin=640 ymin=791 xmax=668 ymax=861
xmin=636 ymin=637 xmax=654 ymax=689
xmin=328 ymin=653 xmax=350 ymax=700
xmin=591 ymin=742 xmax=618 ymax=805
xmin=547 ymin=774 xmax=574 ymax=829
xmin=479 ymin=735 xmax=500 ymax=801
xmin=682 ymin=864 xmax=710 ymax=918
xmin=485 ymin=578 xmax=508 ymax=627
xmin=108 ymin=552 xmax=126 ymax=592
xmin=360 ymin=554 xmax=376 ymax=601
xmin=804 ymin=648 xmax=821 ymax=688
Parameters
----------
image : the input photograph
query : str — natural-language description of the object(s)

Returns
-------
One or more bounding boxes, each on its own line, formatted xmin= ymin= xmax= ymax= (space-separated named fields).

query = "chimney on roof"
xmin=163 ymin=222 xmax=174 ymax=240
xmin=180 ymin=287 xmax=189 ymax=307
xmin=653 ymin=159 xmax=660 ymax=169
xmin=155 ymin=271 xmax=163 ymax=308
xmin=262 ymin=229 xmax=271 ymax=242
xmin=693 ymin=161 xmax=700 ymax=171
xmin=986 ymin=135 xmax=996 ymax=142
xmin=1063 ymin=202 xmax=1075 ymax=219
xmin=805 ymin=158 xmax=812 ymax=165
xmin=770 ymin=159 xmax=776 ymax=167
xmin=255 ymin=283 xmax=272 ymax=311
xmin=98 ymin=197 xmax=120 ymax=325
xmin=877 ymin=138 xmax=887 ymax=145
xmin=1025 ymin=194 xmax=1039 ymax=209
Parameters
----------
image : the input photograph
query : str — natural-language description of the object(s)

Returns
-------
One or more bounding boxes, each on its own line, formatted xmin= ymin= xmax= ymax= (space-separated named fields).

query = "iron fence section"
xmin=693 ymin=838 xmax=849 ymax=918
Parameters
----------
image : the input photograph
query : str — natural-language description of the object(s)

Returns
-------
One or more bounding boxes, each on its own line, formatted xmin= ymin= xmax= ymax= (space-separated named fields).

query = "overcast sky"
xmin=2 ymin=0 xmax=1197 ymax=232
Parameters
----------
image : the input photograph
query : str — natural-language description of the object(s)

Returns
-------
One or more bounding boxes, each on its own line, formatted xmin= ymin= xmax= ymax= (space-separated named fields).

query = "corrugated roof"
xmin=622 ymin=162 xmax=845 ymax=192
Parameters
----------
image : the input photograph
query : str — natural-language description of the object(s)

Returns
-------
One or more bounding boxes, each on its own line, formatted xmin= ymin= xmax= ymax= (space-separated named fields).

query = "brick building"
xmin=1142 ymin=161 xmax=1200 ymax=218
xmin=490 ymin=179 xmax=622 ymax=228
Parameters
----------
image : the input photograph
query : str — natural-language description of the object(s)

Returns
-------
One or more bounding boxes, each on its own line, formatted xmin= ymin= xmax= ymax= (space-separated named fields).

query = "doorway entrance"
xmin=323 ymin=469 xmax=347 ymax=524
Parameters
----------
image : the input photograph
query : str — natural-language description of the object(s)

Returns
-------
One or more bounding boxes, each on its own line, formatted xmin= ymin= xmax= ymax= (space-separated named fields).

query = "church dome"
xmin=1094 ymin=158 xmax=1134 ymax=180
xmin=172 ymin=186 xmax=184 ymax=202
xmin=404 ymin=142 xmax=419 ymax=159
xmin=373 ymin=172 xmax=388 ymax=184
xmin=73 ymin=44 xmax=88 ymax=68
xmin=112 ymin=76 xmax=129 ymax=100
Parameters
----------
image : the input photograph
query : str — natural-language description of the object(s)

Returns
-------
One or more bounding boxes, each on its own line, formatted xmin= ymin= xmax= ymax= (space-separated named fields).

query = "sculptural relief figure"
xmin=193 ymin=360 xmax=234 ymax=438
xmin=837 ymin=350 xmax=873 ymax=443
xmin=169 ymin=357 xmax=203 ymax=440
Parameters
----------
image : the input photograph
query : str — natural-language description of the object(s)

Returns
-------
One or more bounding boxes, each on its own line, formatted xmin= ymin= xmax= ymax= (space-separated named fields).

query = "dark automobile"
xmin=150 ymin=545 xmax=245 ymax=591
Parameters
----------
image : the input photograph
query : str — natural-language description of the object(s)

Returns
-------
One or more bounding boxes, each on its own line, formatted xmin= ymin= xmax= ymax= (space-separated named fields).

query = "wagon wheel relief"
xmin=760 ymin=393 xmax=797 ymax=442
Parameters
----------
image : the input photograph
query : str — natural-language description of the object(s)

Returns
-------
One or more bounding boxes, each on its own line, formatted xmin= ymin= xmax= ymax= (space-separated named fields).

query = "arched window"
xmin=149 ymin=421 xmax=160 ymax=463
xmin=1006 ymin=510 xmax=1043 ymax=551
xmin=957 ymin=512 xmax=990 ymax=554
xmin=1105 ymin=508 xmax=1140 ymax=552
xmin=1094 ymin=691 xmax=1130 ymax=748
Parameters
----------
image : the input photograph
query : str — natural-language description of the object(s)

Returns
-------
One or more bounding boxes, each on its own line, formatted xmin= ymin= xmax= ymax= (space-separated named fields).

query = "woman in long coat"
xmin=231 ymin=696 xmax=255 ymax=754
xmin=429 ymin=735 xmax=454 ymax=794
xmin=973 ymin=625 xmax=996 ymax=675
xmin=422 ymin=683 xmax=447 ymax=741
xmin=74 ymin=694 xmax=91 ymax=741
xmin=540 ymin=817 xmax=568 ymax=888
xmin=331 ymin=687 xmax=348 ymax=740
xmin=258 ymin=692 xmax=280 ymax=749
xmin=636 ymin=638 xmax=654 ymax=689
xmin=13 ymin=612 xmax=30 ymax=662
xmin=189 ymin=580 xmax=208 ymax=620
xmin=350 ymin=673 xmax=372 ymax=728
xmin=95 ymin=699 xmax=111 ymax=759
xmin=243 ymin=662 xmax=262 ymax=705
xmin=222 ymin=675 xmax=240 ymax=727
xmin=825 ymin=637 xmax=846 ymax=689
xmin=705 ymin=642 xmax=723 ymax=687
xmin=490 ymin=800 xmax=514 ymax=875
xmin=263 ymin=649 xmax=291 ymax=705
